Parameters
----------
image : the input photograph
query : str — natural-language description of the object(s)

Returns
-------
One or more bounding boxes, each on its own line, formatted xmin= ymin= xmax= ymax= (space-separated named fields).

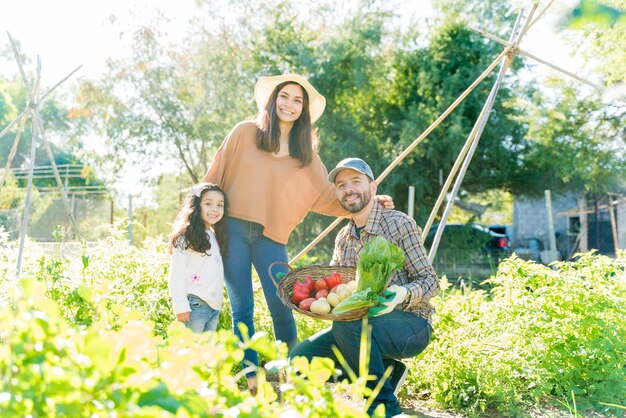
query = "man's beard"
xmin=340 ymin=190 xmax=371 ymax=213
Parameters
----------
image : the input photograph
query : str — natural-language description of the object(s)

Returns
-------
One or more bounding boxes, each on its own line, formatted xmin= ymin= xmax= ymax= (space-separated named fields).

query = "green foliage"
xmin=2 ymin=233 xmax=624 ymax=416
xmin=0 ymin=78 xmax=88 ymax=181
xmin=565 ymin=0 xmax=626 ymax=88
xmin=74 ymin=1 xmax=531 ymax=249
xmin=409 ymin=252 xmax=626 ymax=416
xmin=1 ymin=280 xmax=296 ymax=417
xmin=0 ymin=238 xmax=380 ymax=418
xmin=568 ymin=0 xmax=626 ymax=29
xmin=515 ymin=83 xmax=626 ymax=197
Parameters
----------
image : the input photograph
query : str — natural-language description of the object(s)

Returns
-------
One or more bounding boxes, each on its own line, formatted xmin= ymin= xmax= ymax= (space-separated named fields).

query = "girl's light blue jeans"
xmin=185 ymin=294 xmax=220 ymax=333
xmin=223 ymin=217 xmax=297 ymax=374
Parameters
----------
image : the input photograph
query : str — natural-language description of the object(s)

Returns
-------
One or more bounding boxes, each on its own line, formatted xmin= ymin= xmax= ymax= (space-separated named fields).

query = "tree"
xmin=0 ymin=75 xmax=98 ymax=189
xmin=566 ymin=0 xmax=626 ymax=89
xmin=72 ymin=0 xmax=533 ymax=257
xmin=516 ymin=81 xmax=626 ymax=196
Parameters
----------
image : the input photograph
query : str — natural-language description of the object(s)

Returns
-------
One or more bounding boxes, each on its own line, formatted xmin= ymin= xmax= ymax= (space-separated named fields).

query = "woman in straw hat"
xmin=202 ymin=74 xmax=392 ymax=391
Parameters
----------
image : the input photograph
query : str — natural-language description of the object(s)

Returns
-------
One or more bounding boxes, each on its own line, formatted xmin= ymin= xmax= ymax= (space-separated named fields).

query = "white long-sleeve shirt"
xmin=168 ymin=230 xmax=224 ymax=314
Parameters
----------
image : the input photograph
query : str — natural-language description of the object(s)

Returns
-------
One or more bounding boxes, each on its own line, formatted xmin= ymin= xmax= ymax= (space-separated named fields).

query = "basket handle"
xmin=268 ymin=261 xmax=291 ymax=287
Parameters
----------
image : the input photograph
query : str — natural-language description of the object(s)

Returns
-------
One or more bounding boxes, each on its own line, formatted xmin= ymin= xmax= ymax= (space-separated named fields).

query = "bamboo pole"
xmin=0 ymin=109 xmax=28 ymax=141
xmin=422 ymin=96 xmax=483 ymax=242
xmin=468 ymin=26 xmax=603 ymax=91
xmin=0 ymin=109 xmax=30 ymax=189
xmin=8 ymin=32 xmax=82 ymax=238
xmin=578 ymin=196 xmax=588 ymax=252
xmin=428 ymin=6 xmax=532 ymax=262
xmin=41 ymin=65 xmax=82 ymax=101
xmin=522 ymin=0 xmax=558 ymax=37
xmin=288 ymin=46 xmax=512 ymax=265
xmin=16 ymin=58 xmax=42 ymax=278
xmin=373 ymin=47 xmax=512 ymax=185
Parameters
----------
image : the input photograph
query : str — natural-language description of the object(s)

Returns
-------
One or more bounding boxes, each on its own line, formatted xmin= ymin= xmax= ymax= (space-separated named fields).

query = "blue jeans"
xmin=185 ymin=294 xmax=220 ymax=333
xmin=290 ymin=310 xmax=432 ymax=415
xmin=224 ymin=217 xmax=297 ymax=373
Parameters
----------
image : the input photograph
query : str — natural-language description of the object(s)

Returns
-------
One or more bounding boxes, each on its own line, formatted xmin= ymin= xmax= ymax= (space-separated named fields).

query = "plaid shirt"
xmin=331 ymin=201 xmax=439 ymax=323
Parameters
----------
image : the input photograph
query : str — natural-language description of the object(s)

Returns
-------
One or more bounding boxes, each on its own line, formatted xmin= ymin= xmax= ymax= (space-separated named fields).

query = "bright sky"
xmin=1 ymin=0 xmax=592 ymax=83
xmin=0 ymin=0 xmax=199 ymax=83
xmin=1 ymin=0 xmax=597 ymax=199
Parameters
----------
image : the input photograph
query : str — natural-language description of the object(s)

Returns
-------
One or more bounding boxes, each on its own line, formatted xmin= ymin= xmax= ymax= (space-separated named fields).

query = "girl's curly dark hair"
xmin=168 ymin=183 xmax=228 ymax=257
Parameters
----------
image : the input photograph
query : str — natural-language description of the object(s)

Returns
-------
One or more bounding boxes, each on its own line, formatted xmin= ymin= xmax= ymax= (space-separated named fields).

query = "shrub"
xmin=408 ymin=252 xmax=626 ymax=416
xmin=2 ymin=232 xmax=624 ymax=417
xmin=0 ymin=282 xmax=374 ymax=417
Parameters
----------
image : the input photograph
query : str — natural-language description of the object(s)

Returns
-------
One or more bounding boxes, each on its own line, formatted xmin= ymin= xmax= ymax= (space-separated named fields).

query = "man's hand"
xmin=376 ymin=195 xmax=395 ymax=209
xmin=368 ymin=285 xmax=408 ymax=317
xmin=176 ymin=311 xmax=191 ymax=322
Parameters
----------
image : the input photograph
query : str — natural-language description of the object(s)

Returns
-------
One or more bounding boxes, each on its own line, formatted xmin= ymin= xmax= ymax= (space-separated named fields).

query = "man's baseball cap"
xmin=328 ymin=158 xmax=375 ymax=183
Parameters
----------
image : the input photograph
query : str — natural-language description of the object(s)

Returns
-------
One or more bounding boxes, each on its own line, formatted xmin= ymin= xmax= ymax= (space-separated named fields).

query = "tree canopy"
xmin=52 ymin=0 xmax=626 ymax=253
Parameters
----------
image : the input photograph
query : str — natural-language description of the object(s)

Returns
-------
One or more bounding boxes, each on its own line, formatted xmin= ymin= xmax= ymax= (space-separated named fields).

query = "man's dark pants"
xmin=290 ymin=309 xmax=432 ymax=416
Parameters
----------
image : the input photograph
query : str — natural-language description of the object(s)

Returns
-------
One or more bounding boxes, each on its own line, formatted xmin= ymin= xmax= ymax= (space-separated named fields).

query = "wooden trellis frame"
xmin=0 ymin=32 xmax=82 ymax=277
xmin=289 ymin=1 xmax=603 ymax=265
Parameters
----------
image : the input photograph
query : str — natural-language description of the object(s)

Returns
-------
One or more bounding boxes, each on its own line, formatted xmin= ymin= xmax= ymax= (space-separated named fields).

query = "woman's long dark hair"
xmin=168 ymin=183 xmax=228 ymax=257
xmin=256 ymin=81 xmax=319 ymax=166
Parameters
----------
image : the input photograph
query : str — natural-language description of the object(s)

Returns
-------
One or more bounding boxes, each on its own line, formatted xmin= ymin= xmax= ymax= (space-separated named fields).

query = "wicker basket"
xmin=269 ymin=262 xmax=374 ymax=321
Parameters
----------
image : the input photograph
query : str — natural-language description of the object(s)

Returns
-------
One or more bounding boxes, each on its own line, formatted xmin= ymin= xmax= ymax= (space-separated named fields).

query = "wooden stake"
xmin=8 ymin=32 xmax=83 ymax=238
xmin=428 ymin=7 xmax=531 ymax=262
xmin=468 ymin=26 xmax=603 ymax=91
xmin=0 ymin=109 xmax=30 ymax=189
xmin=33 ymin=112 xmax=82 ymax=236
xmin=608 ymin=194 xmax=620 ymax=253
xmin=16 ymin=58 xmax=42 ymax=278
xmin=0 ymin=109 xmax=28 ymax=141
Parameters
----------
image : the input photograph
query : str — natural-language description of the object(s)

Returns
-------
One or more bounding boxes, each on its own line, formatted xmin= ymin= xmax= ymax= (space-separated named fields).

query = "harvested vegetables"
xmin=330 ymin=288 xmax=379 ymax=315
xmin=356 ymin=236 xmax=404 ymax=294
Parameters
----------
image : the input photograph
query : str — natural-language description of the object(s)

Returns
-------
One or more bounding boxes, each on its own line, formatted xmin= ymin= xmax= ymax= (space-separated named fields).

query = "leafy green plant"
xmin=0 ymin=277 xmax=377 ymax=417
xmin=407 ymin=251 xmax=626 ymax=416
xmin=2 ymin=231 xmax=624 ymax=417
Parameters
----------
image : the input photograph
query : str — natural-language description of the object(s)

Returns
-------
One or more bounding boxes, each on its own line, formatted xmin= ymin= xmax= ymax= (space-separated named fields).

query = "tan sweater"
xmin=203 ymin=121 xmax=347 ymax=244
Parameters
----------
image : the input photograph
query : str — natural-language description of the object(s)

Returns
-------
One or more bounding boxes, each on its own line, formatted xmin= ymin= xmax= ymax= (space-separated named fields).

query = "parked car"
xmin=424 ymin=223 xmax=510 ymax=278
xmin=512 ymin=237 xmax=544 ymax=262
xmin=424 ymin=223 xmax=509 ymax=256
xmin=487 ymin=224 xmax=512 ymax=242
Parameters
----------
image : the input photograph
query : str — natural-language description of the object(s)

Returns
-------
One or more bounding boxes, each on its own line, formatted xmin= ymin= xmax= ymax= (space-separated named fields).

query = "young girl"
xmin=168 ymin=183 xmax=228 ymax=333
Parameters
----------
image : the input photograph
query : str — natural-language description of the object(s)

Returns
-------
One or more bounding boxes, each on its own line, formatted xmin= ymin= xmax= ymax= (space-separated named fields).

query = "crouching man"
xmin=290 ymin=158 xmax=440 ymax=417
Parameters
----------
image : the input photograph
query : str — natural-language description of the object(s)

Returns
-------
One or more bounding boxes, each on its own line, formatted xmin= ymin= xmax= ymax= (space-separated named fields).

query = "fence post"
xmin=578 ymin=196 xmax=588 ymax=252
xmin=608 ymin=194 xmax=619 ymax=253
xmin=128 ymin=194 xmax=133 ymax=244
xmin=408 ymin=186 xmax=415 ymax=219
xmin=543 ymin=190 xmax=559 ymax=263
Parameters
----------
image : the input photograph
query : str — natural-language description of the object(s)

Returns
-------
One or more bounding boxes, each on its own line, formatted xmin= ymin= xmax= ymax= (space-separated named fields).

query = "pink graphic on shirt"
xmin=191 ymin=274 xmax=201 ymax=283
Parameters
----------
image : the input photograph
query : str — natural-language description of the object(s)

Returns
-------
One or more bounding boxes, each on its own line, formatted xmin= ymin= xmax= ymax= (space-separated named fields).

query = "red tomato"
xmin=291 ymin=282 xmax=311 ymax=305
xmin=299 ymin=297 xmax=316 ymax=311
xmin=324 ymin=272 xmax=342 ymax=289
xmin=298 ymin=275 xmax=315 ymax=293
xmin=315 ymin=289 xmax=329 ymax=299
xmin=330 ymin=284 xmax=339 ymax=294
xmin=291 ymin=285 xmax=311 ymax=304
xmin=314 ymin=279 xmax=328 ymax=291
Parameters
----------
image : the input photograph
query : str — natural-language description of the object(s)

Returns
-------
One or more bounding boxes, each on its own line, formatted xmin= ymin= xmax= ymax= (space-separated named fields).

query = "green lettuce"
xmin=331 ymin=288 xmax=379 ymax=315
xmin=356 ymin=236 xmax=405 ymax=294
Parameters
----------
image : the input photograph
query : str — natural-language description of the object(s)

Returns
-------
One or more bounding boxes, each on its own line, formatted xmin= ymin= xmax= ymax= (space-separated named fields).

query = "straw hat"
xmin=254 ymin=74 xmax=326 ymax=123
